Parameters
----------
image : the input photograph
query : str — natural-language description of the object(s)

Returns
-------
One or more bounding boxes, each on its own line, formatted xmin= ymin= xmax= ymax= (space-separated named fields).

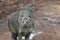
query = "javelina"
xmin=8 ymin=6 xmax=35 ymax=40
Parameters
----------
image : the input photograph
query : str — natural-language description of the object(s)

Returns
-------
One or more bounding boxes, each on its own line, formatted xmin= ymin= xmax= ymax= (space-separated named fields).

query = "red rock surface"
xmin=33 ymin=28 xmax=60 ymax=40
xmin=0 ymin=0 xmax=60 ymax=40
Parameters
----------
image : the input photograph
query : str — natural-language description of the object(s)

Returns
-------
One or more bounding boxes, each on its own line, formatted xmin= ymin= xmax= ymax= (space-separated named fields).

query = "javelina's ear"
xmin=30 ymin=7 xmax=38 ymax=12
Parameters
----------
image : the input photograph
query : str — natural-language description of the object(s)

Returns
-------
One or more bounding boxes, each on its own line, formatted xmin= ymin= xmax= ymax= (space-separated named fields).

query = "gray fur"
xmin=8 ymin=7 xmax=35 ymax=40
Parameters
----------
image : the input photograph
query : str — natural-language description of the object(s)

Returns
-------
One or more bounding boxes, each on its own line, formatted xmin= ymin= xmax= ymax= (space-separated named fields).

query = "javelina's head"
xmin=18 ymin=7 xmax=35 ymax=26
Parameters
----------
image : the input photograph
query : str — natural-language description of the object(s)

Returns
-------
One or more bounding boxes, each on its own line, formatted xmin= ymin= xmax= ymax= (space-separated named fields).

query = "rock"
xmin=33 ymin=28 xmax=60 ymax=40
xmin=29 ymin=31 xmax=42 ymax=40
xmin=44 ymin=18 xmax=60 ymax=23
xmin=44 ymin=11 xmax=54 ymax=16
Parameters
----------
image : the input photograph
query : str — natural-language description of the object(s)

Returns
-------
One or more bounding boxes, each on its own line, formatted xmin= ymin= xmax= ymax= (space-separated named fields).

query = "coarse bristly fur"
xmin=8 ymin=6 xmax=35 ymax=40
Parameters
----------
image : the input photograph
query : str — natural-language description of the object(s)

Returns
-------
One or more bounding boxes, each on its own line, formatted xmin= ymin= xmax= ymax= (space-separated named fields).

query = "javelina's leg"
xmin=18 ymin=33 xmax=22 ymax=40
xmin=8 ymin=21 xmax=18 ymax=40
xmin=25 ymin=32 xmax=31 ymax=40
xmin=11 ymin=32 xmax=18 ymax=40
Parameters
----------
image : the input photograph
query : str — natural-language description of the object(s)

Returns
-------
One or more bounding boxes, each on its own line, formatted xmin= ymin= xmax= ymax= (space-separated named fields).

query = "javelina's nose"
xmin=24 ymin=18 xmax=27 ymax=20
xmin=22 ymin=18 xmax=29 ymax=24
xmin=23 ymin=21 xmax=28 ymax=24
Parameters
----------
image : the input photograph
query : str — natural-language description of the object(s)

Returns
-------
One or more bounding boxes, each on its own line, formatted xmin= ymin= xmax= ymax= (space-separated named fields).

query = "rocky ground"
xmin=0 ymin=0 xmax=60 ymax=40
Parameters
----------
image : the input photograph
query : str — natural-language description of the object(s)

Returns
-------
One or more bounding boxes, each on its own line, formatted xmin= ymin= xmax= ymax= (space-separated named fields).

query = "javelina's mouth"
xmin=23 ymin=24 xmax=30 ymax=28
xmin=24 ymin=24 xmax=28 ymax=28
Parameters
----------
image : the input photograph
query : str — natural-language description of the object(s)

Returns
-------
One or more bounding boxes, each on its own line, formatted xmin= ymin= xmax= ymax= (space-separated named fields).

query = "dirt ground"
xmin=0 ymin=0 xmax=60 ymax=40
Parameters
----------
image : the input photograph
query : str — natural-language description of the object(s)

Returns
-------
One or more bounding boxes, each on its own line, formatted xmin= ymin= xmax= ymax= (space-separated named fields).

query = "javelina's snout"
xmin=22 ymin=17 xmax=30 ymax=24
